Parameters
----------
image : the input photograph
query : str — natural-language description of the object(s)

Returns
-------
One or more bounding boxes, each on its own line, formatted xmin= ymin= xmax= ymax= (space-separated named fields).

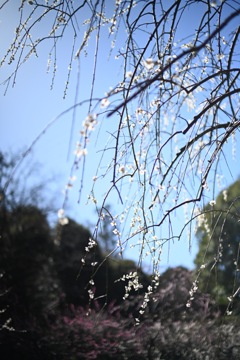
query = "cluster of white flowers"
xmin=186 ymin=280 xmax=199 ymax=308
xmin=74 ymin=142 xmax=88 ymax=158
xmin=223 ymin=189 xmax=228 ymax=201
xmin=88 ymin=288 xmax=94 ymax=300
xmin=81 ymin=114 xmax=98 ymax=134
xmin=114 ymin=0 xmax=137 ymax=30
xmin=209 ymin=200 xmax=216 ymax=207
xmin=152 ymin=272 xmax=160 ymax=291
xmin=113 ymin=228 xmax=121 ymax=236
xmin=143 ymin=58 xmax=155 ymax=70
xmin=195 ymin=208 xmax=212 ymax=239
xmin=57 ymin=208 xmax=69 ymax=226
xmin=91 ymin=261 xmax=98 ymax=267
xmin=181 ymin=41 xmax=193 ymax=49
xmin=203 ymin=55 xmax=209 ymax=64
xmin=216 ymin=53 xmax=225 ymax=60
xmin=89 ymin=279 xmax=94 ymax=286
xmin=81 ymin=240 xmax=98 ymax=265
xmin=130 ymin=215 xmax=141 ymax=228
xmin=101 ymin=98 xmax=110 ymax=108
xmin=116 ymin=272 xmax=143 ymax=300
xmin=138 ymin=285 xmax=153 ymax=318
xmin=125 ymin=71 xmax=133 ymax=78
xmin=1 ymin=317 xmax=15 ymax=331
xmin=85 ymin=238 xmax=97 ymax=252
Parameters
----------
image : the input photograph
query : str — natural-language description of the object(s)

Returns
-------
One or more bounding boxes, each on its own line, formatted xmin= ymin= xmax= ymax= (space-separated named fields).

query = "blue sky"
xmin=1 ymin=2 xmax=240 ymax=272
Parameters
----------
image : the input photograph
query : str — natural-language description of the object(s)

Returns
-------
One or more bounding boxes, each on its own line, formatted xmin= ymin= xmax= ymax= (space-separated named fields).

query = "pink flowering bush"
xmin=42 ymin=304 xmax=147 ymax=360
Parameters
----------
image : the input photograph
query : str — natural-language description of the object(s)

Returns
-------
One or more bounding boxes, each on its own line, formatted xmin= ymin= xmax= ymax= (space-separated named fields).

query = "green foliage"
xmin=194 ymin=180 xmax=240 ymax=309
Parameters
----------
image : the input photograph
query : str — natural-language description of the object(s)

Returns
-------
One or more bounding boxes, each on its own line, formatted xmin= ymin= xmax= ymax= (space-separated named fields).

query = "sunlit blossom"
xmin=59 ymin=217 xmax=69 ymax=225
xmin=101 ymin=98 xmax=110 ymax=108
xmin=223 ymin=190 xmax=228 ymax=201
xmin=143 ymin=58 xmax=155 ymax=70
xmin=216 ymin=53 xmax=225 ymax=60
xmin=126 ymin=71 xmax=133 ymax=78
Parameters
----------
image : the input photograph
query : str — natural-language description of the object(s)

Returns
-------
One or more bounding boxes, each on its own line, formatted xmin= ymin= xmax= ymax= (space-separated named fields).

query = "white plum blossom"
xmin=101 ymin=98 xmax=110 ymax=108
xmin=82 ymin=114 xmax=97 ymax=131
xmin=74 ymin=143 xmax=88 ymax=158
xmin=57 ymin=208 xmax=69 ymax=226
xmin=119 ymin=165 xmax=125 ymax=174
xmin=223 ymin=189 xmax=228 ymax=201
xmin=126 ymin=71 xmax=133 ymax=78
xmin=216 ymin=53 xmax=225 ymax=60
xmin=143 ymin=58 xmax=155 ymax=70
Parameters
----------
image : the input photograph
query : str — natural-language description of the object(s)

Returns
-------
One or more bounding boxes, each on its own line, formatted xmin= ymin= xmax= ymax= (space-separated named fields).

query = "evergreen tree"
xmin=194 ymin=179 xmax=240 ymax=309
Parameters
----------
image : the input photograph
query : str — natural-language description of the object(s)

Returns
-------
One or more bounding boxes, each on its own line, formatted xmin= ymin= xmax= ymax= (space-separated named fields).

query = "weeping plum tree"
xmin=1 ymin=0 xmax=240 ymax=314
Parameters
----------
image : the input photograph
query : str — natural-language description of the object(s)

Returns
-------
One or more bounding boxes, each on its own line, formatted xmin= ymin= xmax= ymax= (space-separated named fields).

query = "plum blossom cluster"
xmin=81 ymin=238 xmax=98 ymax=266
xmin=186 ymin=280 xmax=199 ymax=308
xmin=85 ymin=238 xmax=97 ymax=252
xmin=57 ymin=208 xmax=69 ymax=226
xmin=81 ymin=114 xmax=98 ymax=135
xmin=137 ymin=285 xmax=153 ymax=318
xmin=116 ymin=271 xmax=143 ymax=300
xmin=73 ymin=113 xmax=98 ymax=164
xmin=74 ymin=143 xmax=88 ymax=158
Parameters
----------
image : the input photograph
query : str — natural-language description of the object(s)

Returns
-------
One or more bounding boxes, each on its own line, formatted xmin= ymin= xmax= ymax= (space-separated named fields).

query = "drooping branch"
xmin=108 ymin=8 xmax=240 ymax=117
